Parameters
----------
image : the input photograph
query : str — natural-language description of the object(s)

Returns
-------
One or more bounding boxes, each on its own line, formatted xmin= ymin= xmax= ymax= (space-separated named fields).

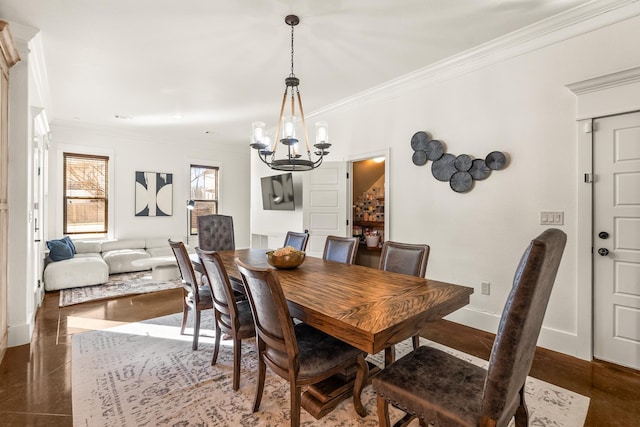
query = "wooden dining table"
xmin=193 ymin=248 xmax=474 ymax=418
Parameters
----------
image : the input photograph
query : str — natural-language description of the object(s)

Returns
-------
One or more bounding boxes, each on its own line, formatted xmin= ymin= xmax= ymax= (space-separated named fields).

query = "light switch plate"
xmin=540 ymin=211 xmax=564 ymax=225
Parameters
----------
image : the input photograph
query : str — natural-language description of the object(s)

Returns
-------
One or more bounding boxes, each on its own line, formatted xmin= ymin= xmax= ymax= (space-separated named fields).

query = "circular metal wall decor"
xmin=469 ymin=159 xmax=491 ymax=180
xmin=485 ymin=151 xmax=507 ymax=170
xmin=411 ymin=131 xmax=430 ymax=151
xmin=425 ymin=140 xmax=444 ymax=161
xmin=410 ymin=130 xmax=508 ymax=193
xmin=450 ymin=171 xmax=473 ymax=193
xmin=432 ymin=153 xmax=457 ymax=181
xmin=454 ymin=154 xmax=472 ymax=172
xmin=412 ymin=150 xmax=428 ymax=166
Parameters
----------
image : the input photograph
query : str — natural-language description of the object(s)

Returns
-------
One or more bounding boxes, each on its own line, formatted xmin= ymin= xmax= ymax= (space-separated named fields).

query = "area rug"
xmin=71 ymin=313 xmax=590 ymax=426
xmin=59 ymin=271 xmax=183 ymax=307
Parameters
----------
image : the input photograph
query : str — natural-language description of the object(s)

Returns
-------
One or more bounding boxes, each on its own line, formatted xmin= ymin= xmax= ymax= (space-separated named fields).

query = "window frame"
xmin=189 ymin=164 xmax=219 ymax=235
xmin=63 ymin=152 xmax=109 ymax=235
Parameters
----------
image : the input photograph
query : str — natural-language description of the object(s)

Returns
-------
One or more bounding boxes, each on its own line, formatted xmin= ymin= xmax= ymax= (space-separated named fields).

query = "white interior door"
xmin=302 ymin=162 xmax=347 ymax=258
xmin=593 ymin=112 xmax=640 ymax=370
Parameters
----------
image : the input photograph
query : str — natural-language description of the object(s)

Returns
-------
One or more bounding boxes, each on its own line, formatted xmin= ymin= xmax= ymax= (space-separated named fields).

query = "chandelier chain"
xmin=290 ymin=23 xmax=295 ymax=77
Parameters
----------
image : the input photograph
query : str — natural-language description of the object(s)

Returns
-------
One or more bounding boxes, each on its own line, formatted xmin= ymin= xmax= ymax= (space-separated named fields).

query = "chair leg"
xmin=192 ymin=310 xmax=201 ymax=350
xmin=412 ymin=334 xmax=420 ymax=350
xmin=514 ymin=386 xmax=529 ymax=427
xmin=180 ymin=304 xmax=188 ymax=335
xmin=211 ymin=319 xmax=221 ymax=366
xmin=384 ymin=345 xmax=396 ymax=367
xmin=232 ymin=337 xmax=241 ymax=391
xmin=352 ymin=354 xmax=369 ymax=417
xmin=290 ymin=384 xmax=301 ymax=427
xmin=377 ymin=395 xmax=391 ymax=427
xmin=253 ymin=350 xmax=266 ymax=412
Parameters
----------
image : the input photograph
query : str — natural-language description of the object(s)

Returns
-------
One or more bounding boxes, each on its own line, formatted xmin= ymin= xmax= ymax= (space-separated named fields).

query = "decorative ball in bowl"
xmin=266 ymin=246 xmax=306 ymax=269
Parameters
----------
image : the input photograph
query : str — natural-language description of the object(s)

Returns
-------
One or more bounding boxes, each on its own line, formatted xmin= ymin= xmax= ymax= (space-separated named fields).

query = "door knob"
xmin=598 ymin=248 xmax=609 ymax=256
xmin=598 ymin=231 xmax=609 ymax=239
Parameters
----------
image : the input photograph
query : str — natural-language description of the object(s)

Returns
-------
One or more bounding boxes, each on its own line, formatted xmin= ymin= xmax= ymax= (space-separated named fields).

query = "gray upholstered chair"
xmin=378 ymin=241 xmax=431 ymax=365
xmin=235 ymin=258 xmax=369 ymax=426
xmin=372 ymin=228 xmax=567 ymax=427
xmin=322 ymin=235 xmax=359 ymax=264
xmin=283 ymin=230 xmax=309 ymax=252
xmin=197 ymin=214 xmax=235 ymax=251
xmin=196 ymin=248 xmax=255 ymax=391
xmin=169 ymin=239 xmax=213 ymax=351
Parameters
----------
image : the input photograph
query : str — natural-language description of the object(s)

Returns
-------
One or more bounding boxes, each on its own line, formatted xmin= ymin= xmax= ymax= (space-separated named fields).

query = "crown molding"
xmin=309 ymin=0 xmax=640 ymax=118
xmin=566 ymin=65 xmax=640 ymax=94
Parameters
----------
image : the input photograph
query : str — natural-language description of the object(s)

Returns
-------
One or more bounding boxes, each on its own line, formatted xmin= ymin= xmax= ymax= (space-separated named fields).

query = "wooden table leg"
xmin=300 ymin=359 xmax=379 ymax=419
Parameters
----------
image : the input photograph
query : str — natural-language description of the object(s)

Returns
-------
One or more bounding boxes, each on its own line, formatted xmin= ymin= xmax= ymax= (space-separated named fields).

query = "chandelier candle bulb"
xmin=251 ymin=121 xmax=267 ymax=149
xmin=316 ymin=122 xmax=328 ymax=143
xmin=283 ymin=116 xmax=296 ymax=139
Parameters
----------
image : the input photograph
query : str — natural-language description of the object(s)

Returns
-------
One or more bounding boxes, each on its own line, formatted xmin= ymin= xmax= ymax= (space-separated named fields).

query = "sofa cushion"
xmin=73 ymin=240 xmax=102 ymax=254
xmin=101 ymin=239 xmax=146 ymax=252
xmin=44 ymin=256 xmax=109 ymax=291
xmin=102 ymin=248 xmax=151 ymax=274
xmin=46 ymin=237 xmax=75 ymax=261
xmin=146 ymin=246 xmax=173 ymax=257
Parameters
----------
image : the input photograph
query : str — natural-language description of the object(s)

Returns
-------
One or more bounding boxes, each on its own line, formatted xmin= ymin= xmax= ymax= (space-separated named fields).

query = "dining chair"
xmin=322 ymin=235 xmax=359 ymax=264
xmin=196 ymin=248 xmax=255 ymax=391
xmin=378 ymin=241 xmax=431 ymax=365
xmin=196 ymin=214 xmax=244 ymax=292
xmin=197 ymin=214 xmax=235 ymax=251
xmin=372 ymin=228 xmax=567 ymax=427
xmin=283 ymin=230 xmax=309 ymax=251
xmin=235 ymin=258 xmax=369 ymax=426
xmin=169 ymin=239 xmax=213 ymax=351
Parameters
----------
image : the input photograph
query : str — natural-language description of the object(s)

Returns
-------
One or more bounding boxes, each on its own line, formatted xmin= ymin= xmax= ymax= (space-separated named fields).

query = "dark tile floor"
xmin=1 ymin=289 xmax=639 ymax=426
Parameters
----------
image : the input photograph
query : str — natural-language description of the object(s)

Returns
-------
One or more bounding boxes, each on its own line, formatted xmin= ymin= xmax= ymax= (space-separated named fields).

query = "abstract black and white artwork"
xmin=135 ymin=171 xmax=173 ymax=216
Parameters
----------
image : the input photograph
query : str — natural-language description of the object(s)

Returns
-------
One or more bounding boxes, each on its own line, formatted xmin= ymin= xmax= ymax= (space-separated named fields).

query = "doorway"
xmin=593 ymin=111 xmax=640 ymax=370
xmin=351 ymin=157 xmax=386 ymax=267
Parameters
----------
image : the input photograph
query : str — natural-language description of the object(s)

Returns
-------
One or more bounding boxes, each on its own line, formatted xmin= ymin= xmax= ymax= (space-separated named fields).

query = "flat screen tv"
xmin=261 ymin=173 xmax=295 ymax=210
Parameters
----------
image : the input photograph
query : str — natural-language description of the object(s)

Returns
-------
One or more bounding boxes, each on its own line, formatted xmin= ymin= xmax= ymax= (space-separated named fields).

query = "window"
xmin=189 ymin=164 xmax=219 ymax=235
xmin=63 ymin=153 xmax=109 ymax=234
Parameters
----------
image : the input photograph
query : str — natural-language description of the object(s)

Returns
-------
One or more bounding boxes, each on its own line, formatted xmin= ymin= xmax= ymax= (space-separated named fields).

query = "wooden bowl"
xmin=266 ymin=250 xmax=306 ymax=269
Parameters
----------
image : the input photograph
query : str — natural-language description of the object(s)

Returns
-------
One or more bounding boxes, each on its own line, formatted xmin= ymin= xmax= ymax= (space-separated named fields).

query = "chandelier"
xmin=250 ymin=15 xmax=331 ymax=171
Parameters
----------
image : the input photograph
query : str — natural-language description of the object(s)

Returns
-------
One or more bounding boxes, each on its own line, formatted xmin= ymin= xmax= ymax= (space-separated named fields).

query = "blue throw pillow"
xmin=47 ymin=238 xmax=74 ymax=261
xmin=63 ymin=236 xmax=76 ymax=254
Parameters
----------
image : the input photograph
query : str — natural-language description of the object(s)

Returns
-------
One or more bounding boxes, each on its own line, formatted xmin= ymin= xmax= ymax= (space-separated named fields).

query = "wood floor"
xmin=1 ymin=289 xmax=639 ymax=426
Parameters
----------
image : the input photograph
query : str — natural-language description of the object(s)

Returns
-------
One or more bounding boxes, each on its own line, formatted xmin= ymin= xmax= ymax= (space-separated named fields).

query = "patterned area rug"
xmin=59 ymin=271 xmax=183 ymax=307
xmin=71 ymin=313 xmax=589 ymax=426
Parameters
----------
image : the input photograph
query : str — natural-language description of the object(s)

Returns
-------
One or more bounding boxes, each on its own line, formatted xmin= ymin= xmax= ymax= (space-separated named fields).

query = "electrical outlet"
xmin=481 ymin=281 xmax=490 ymax=295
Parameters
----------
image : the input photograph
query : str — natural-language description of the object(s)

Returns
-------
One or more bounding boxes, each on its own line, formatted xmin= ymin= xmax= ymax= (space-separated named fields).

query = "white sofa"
xmin=44 ymin=237 xmax=190 ymax=291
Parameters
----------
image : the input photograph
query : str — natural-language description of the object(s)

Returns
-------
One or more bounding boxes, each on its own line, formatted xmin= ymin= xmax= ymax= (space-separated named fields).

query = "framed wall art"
xmin=135 ymin=171 xmax=173 ymax=216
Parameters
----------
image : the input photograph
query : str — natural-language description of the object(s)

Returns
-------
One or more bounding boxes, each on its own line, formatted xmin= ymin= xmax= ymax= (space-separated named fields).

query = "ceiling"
xmin=1 ymin=0 xmax=591 ymax=146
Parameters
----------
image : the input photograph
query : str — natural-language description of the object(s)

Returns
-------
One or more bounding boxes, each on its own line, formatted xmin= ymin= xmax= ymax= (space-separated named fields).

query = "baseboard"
xmin=8 ymin=320 xmax=33 ymax=347
xmin=445 ymin=307 xmax=584 ymax=360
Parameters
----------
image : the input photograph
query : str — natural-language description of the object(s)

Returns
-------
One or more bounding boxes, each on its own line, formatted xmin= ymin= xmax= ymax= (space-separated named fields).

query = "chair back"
xmin=235 ymin=259 xmax=299 ymax=376
xmin=169 ymin=239 xmax=201 ymax=303
xmin=197 ymin=214 xmax=235 ymax=251
xmin=322 ymin=235 xmax=359 ymax=264
xmin=196 ymin=248 xmax=237 ymax=326
xmin=283 ymin=231 xmax=309 ymax=252
xmin=378 ymin=241 xmax=430 ymax=277
xmin=481 ymin=228 xmax=567 ymax=425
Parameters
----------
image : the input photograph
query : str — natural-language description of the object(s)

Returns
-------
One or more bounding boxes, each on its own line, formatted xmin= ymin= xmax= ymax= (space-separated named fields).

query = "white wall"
xmin=249 ymin=156 xmax=304 ymax=247
xmin=48 ymin=122 xmax=251 ymax=248
xmin=249 ymin=13 xmax=640 ymax=358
